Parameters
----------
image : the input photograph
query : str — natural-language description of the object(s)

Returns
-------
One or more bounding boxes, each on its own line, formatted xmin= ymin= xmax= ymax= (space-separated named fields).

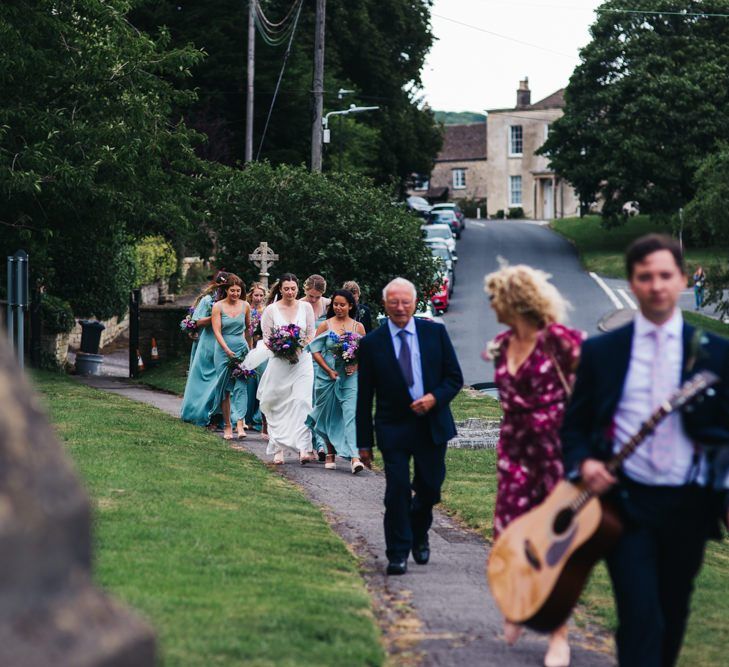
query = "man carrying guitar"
xmin=561 ymin=234 xmax=729 ymax=667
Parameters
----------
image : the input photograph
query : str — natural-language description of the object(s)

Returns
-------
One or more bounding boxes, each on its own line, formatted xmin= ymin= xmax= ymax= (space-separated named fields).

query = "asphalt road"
xmin=441 ymin=220 xmax=623 ymax=387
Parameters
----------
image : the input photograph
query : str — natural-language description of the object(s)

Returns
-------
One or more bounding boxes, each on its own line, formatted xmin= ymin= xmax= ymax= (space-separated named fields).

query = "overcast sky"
xmin=421 ymin=0 xmax=604 ymax=112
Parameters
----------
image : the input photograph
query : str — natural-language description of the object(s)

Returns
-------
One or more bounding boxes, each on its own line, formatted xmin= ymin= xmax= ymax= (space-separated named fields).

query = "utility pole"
xmin=310 ymin=0 xmax=326 ymax=172
xmin=245 ymin=0 xmax=255 ymax=163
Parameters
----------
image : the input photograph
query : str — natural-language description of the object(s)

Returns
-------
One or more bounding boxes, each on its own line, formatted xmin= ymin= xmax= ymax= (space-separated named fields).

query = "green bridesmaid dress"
xmin=209 ymin=309 xmax=250 ymax=426
xmin=310 ymin=311 xmax=329 ymax=455
xmin=306 ymin=329 xmax=359 ymax=459
xmin=180 ymin=295 xmax=218 ymax=425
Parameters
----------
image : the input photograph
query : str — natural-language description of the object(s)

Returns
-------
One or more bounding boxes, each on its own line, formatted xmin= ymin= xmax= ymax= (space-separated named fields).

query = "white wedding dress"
xmin=256 ymin=301 xmax=315 ymax=456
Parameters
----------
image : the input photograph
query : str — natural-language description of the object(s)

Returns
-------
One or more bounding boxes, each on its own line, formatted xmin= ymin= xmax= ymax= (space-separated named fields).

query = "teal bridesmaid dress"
xmin=244 ymin=308 xmax=264 ymax=431
xmin=180 ymin=295 xmax=218 ymax=425
xmin=306 ymin=330 xmax=359 ymax=459
xmin=310 ymin=311 xmax=329 ymax=454
xmin=209 ymin=309 xmax=250 ymax=426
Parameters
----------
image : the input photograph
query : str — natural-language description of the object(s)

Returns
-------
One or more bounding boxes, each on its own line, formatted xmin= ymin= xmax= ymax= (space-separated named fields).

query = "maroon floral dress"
xmin=489 ymin=323 xmax=585 ymax=539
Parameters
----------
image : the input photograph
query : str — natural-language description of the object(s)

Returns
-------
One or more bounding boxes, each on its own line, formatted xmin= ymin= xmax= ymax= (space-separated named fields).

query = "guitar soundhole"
xmin=553 ymin=508 xmax=574 ymax=535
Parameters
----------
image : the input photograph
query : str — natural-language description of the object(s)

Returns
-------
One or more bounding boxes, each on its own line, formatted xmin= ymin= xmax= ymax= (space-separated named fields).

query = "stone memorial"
xmin=0 ymin=334 xmax=155 ymax=666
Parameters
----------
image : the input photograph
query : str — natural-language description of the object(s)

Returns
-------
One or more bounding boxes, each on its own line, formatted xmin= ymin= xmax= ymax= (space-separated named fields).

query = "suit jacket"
xmin=561 ymin=320 xmax=729 ymax=491
xmin=356 ymin=317 xmax=463 ymax=449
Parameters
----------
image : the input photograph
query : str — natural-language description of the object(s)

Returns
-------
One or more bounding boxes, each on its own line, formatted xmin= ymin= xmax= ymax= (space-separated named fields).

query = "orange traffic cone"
xmin=137 ymin=349 xmax=145 ymax=373
xmin=151 ymin=337 xmax=160 ymax=361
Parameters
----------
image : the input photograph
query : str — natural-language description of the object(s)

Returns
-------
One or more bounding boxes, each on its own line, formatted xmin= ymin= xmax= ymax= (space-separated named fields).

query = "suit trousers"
xmin=606 ymin=479 xmax=714 ymax=667
xmin=379 ymin=419 xmax=447 ymax=560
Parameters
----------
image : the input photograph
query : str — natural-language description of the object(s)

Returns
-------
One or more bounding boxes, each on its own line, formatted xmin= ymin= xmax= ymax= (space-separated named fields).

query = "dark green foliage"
xmin=209 ymin=162 xmax=438 ymax=306
xmin=507 ymin=207 xmax=524 ymax=219
xmin=539 ymin=0 xmax=729 ymax=222
xmin=40 ymin=295 xmax=76 ymax=335
xmin=433 ymin=112 xmax=487 ymax=125
xmin=0 ymin=0 xmax=206 ymax=318
xmin=130 ymin=0 xmax=441 ymax=189
xmin=455 ymin=198 xmax=488 ymax=218
xmin=684 ymin=144 xmax=729 ymax=246
xmin=134 ymin=236 xmax=178 ymax=288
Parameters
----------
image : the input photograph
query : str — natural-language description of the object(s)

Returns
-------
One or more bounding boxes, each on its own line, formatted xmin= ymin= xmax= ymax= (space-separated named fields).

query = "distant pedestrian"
xmin=343 ymin=280 xmax=373 ymax=333
xmin=484 ymin=263 xmax=584 ymax=667
xmin=356 ymin=278 xmax=463 ymax=575
xmin=693 ymin=265 xmax=706 ymax=310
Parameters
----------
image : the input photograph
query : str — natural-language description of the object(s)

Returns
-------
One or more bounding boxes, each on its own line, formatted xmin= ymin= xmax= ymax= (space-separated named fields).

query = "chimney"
xmin=516 ymin=77 xmax=531 ymax=108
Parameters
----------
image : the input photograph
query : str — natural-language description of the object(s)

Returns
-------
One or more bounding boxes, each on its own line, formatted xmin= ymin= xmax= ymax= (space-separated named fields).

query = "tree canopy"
xmin=130 ymin=0 xmax=441 ymax=189
xmin=539 ymin=0 xmax=729 ymax=220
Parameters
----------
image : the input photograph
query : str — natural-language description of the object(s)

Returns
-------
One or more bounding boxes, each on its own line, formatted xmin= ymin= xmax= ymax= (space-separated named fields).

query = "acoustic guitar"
xmin=487 ymin=370 xmax=719 ymax=633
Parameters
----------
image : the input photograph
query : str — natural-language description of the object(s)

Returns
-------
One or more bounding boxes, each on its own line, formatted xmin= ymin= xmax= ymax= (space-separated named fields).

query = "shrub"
xmin=457 ymin=197 xmax=488 ymax=218
xmin=209 ymin=163 xmax=437 ymax=308
xmin=494 ymin=209 xmax=505 ymax=219
xmin=40 ymin=294 xmax=76 ymax=334
xmin=134 ymin=236 xmax=178 ymax=287
xmin=508 ymin=207 xmax=525 ymax=219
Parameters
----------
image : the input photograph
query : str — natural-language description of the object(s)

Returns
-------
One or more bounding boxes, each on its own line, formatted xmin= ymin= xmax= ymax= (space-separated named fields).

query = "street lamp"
xmin=322 ymin=104 xmax=379 ymax=144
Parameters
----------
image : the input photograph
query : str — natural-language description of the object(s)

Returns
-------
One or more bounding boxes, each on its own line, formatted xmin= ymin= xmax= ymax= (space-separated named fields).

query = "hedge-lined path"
xmin=75 ymin=376 xmax=614 ymax=667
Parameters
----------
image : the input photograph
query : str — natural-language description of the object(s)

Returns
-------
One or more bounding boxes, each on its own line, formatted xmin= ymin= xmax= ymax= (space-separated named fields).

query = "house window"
xmin=452 ymin=168 xmax=466 ymax=189
xmin=413 ymin=174 xmax=429 ymax=191
xmin=509 ymin=125 xmax=523 ymax=156
xmin=509 ymin=175 xmax=522 ymax=206
xmin=544 ymin=124 xmax=550 ymax=142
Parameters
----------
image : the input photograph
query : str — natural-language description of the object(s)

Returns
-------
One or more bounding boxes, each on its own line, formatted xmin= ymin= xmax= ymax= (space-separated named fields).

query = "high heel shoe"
xmin=544 ymin=638 xmax=570 ymax=667
xmin=324 ymin=454 xmax=336 ymax=470
xmin=273 ymin=450 xmax=284 ymax=465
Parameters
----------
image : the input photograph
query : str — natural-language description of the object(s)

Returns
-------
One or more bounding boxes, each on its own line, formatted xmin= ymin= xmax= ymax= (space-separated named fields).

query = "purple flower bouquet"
xmin=329 ymin=331 xmax=362 ymax=365
xmin=180 ymin=307 xmax=197 ymax=334
xmin=266 ymin=323 xmax=305 ymax=364
xmin=227 ymin=356 xmax=257 ymax=381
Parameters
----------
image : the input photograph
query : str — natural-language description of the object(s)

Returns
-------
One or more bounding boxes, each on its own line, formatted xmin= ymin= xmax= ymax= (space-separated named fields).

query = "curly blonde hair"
xmin=484 ymin=264 xmax=569 ymax=326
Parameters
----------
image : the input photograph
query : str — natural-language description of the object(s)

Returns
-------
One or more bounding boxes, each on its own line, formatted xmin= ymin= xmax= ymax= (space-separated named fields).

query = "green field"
xmin=552 ymin=215 xmax=727 ymax=278
xmin=34 ymin=372 xmax=383 ymax=667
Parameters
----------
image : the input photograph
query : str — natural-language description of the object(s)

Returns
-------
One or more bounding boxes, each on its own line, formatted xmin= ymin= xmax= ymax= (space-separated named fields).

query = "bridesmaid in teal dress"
xmin=180 ymin=272 xmax=228 ymax=426
xmin=209 ymin=274 xmax=252 ymax=441
xmin=307 ymin=289 xmax=366 ymax=474
xmin=244 ymin=282 xmax=267 ymax=431
xmin=301 ymin=274 xmax=331 ymax=460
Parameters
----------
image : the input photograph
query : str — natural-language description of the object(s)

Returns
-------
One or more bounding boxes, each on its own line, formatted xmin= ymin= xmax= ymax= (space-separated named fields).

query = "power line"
xmin=471 ymin=1 xmax=729 ymax=18
xmin=431 ymin=13 xmax=579 ymax=60
xmin=256 ymin=0 xmax=305 ymax=158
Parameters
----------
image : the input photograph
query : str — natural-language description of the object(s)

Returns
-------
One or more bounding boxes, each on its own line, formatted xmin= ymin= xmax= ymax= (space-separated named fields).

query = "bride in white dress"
xmin=255 ymin=273 xmax=316 ymax=464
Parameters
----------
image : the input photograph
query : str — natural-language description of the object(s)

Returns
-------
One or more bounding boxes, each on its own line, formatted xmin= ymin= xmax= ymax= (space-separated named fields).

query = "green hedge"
xmin=40 ymin=294 xmax=76 ymax=334
xmin=134 ymin=236 xmax=177 ymax=288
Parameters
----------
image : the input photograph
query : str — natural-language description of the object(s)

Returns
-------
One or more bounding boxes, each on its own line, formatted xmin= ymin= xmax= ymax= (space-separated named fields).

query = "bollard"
xmin=6 ymin=250 xmax=29 ymax=369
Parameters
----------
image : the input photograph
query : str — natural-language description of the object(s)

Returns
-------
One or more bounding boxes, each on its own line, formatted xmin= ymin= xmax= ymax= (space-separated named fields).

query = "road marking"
xmin=617 ymin=289 xmax=637 ymax=310
xmin=589 ymin=272 xmax=624 ymax=309
xmin=470 ymin=220 xmax=486 ymax=228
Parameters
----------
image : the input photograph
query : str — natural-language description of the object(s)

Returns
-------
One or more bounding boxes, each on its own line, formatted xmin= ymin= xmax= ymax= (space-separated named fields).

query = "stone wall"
xmin=428 ymin=158 xmax=489 ymax=202
xmin=137 ymin=304 xmax=194 ymax=367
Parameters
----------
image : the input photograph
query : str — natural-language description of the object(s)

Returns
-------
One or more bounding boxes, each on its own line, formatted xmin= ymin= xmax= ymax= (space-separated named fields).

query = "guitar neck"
xmin=605 ymin=405 xmax=668 ymax=476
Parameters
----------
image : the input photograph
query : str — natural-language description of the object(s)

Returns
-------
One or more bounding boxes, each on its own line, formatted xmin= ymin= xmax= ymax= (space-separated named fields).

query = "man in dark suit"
xmin=561 ymin=234 xmax=729 ymax=667
xmin=356 ymin=277 xmax=463 ymax=575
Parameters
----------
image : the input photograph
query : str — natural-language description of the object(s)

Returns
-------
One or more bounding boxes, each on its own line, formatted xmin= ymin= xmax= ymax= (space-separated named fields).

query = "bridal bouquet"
xmin=329 ymin=331 xmax=362 ymax=365
xmin=180 ymin=307 xmax=197 ymax=334
xmin=248 ymin=309 xmax=262 ymax=339
xmin=266 ymin=324 xmax=305 ymax=364
xmin=228 ymin=356 xmax=257 ymax=381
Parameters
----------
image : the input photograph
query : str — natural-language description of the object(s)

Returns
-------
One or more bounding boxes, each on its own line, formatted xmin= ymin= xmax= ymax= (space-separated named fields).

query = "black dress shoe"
xmin=412 ymin=542 xmax=430 ymax=565
xmin=386 ymin=558 xmax=408 ymax=575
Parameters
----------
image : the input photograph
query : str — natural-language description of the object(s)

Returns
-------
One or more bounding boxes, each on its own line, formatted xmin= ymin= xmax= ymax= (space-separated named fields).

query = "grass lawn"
xmin=34 ymin=372 xmax=383 ymax=667
xmin=552 ymin=215 xmax=728 ymax=278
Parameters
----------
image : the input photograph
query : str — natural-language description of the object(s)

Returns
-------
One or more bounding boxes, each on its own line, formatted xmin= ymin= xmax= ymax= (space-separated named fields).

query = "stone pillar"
xmin=0 ymin=332 xmax=155 ymax=666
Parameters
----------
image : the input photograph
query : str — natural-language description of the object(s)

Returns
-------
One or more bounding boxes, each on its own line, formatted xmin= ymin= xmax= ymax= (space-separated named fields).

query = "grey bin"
xmin=75 ymin=352 xmax=104 ymax=376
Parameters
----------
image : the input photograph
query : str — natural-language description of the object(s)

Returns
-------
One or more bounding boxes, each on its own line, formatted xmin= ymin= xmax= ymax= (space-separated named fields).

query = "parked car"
xmin=431 ymin=202 xmax=466 ymax=233
xmin=421 ymin=223 xmax=456 ymax=256
xmin=430 ymin=273 xmax=450 ymax=314
xmin=428 ymin=243 xmax=455 ymax=294
xmin=413 ymin=301 xmax=443 ymax=323
xmin=427 ymin=208 xmax=464 ymax=238
xmin=406 ymin=195 xmax=432 ymax=219
xmin=426 ymin=237 xmax=458 ymax=265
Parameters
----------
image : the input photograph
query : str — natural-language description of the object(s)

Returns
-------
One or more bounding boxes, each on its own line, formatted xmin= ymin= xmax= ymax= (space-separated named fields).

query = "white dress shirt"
xmin=387 ymin=317 xmax=424 ymax=401
xmin=613 ymin=309 xmax=703 ymax=486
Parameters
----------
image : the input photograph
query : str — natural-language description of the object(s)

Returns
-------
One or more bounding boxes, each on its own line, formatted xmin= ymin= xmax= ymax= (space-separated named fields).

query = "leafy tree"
xmin=539 ymin=0 xmax=729 ymax=221
xmin=684 ymin=144 xmax=729 ymax=245
xmin=130 ymin=0 xmax=441 ymax=189
xmin=208 ymin=162 xmax=437 ymax=306
xmin=0 ymin=0 xmax=207 ymax=317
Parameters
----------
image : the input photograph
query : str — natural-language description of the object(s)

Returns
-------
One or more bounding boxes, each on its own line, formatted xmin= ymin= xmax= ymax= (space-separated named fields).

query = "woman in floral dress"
xmin=484 ymin=264 xmax=585 ymax=667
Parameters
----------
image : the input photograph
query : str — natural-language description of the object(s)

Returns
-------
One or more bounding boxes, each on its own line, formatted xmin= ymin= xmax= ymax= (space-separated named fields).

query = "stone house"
xmin=410 ymin=79 xmax=580 ymax=219
xmin=412 ymin=123 xmax=487 ymax=202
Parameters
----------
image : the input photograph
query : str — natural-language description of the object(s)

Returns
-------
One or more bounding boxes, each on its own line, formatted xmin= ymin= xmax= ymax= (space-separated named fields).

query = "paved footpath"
xmin=77 ymin=376 xmax=615 ymax=667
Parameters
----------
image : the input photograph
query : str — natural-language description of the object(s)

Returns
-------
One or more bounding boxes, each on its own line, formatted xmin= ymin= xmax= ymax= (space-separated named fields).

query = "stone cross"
xmin=248 ymin=242 xmax=279 ymax=289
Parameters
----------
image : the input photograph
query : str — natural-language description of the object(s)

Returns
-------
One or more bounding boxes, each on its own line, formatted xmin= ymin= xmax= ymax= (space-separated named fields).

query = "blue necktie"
xmin=397 ymin=330 xmax=414 ymax=387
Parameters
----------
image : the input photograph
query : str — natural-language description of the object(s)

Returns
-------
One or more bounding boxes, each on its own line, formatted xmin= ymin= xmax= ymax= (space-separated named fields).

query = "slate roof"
xmin=437 ymin=123 xmax=487 ymax=162
xmin=526 ymin=88 xmax=565 ymax=110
